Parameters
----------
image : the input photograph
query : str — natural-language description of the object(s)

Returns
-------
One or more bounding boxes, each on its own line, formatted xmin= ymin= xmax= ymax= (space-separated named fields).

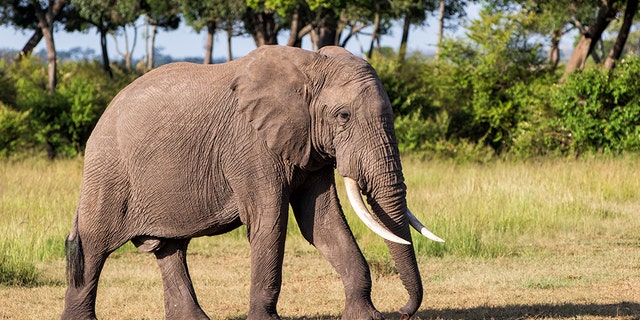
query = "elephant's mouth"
xmin=342 ymin=177 xmax=444 ymax=244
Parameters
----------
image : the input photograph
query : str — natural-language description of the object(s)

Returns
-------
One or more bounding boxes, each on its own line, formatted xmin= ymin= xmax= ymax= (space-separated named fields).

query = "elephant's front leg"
xmin=245 ymin=202 xmax=289 ymax=320
xmin=291 ymin=167 xmax=383 ymax=320
xmin=154 ymin=238 xmax=209 ymax=320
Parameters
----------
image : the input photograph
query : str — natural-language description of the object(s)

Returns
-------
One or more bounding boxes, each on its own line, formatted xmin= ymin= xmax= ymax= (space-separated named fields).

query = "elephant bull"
xmin=61 ymin=45 xmax=443 ymax=320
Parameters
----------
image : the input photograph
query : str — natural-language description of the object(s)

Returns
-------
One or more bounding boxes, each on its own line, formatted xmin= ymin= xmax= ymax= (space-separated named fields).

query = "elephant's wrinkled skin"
xmin=61 ymin=45 xmax=434 ymax=320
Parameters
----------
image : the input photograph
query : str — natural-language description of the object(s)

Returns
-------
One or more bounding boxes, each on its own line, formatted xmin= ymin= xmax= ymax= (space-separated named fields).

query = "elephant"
xmin=61 ymin=45 xmax=443 ymax=320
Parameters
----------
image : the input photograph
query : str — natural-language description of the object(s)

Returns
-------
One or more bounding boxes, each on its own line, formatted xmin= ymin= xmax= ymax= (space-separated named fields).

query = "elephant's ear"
xmin=230 ymin=46 xmax=314 ymax=168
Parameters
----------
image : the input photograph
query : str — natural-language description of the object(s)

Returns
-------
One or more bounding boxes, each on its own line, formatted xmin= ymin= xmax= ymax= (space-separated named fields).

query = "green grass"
xmin=0 ymin=158 xmax=83 ymax=285
xmin=2 ymin=156 xmax=640 ymax=285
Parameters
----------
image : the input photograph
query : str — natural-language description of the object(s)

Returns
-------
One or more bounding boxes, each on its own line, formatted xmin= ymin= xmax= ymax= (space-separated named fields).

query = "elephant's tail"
xmin=65 ymin=213 xmax=84 ymax=288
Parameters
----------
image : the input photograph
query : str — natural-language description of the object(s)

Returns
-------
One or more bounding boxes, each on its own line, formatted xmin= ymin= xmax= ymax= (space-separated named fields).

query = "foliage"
xmin=371 ymin=8 xmax=558 ymax=159
xmin=552 ymin=57 xmax=640 ymax=155
xmin=0 ymin=57 xmax=134 ymax=158
xmin=0 ymin=101 xmax=28 ymax=157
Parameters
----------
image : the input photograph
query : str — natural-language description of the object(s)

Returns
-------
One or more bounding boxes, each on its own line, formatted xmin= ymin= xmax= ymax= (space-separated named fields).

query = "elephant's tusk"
xmin=407 ymin=209 xmax=445 ymax=243
xmin=343 ymin=177 xmax=411 ymax=245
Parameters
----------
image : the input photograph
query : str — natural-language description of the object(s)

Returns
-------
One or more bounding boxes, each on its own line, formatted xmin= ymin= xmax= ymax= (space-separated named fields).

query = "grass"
xmin=0 ymin=158 xmax=83 ymax=286
xmin=1 ymin=156 xmax=640 ymax=318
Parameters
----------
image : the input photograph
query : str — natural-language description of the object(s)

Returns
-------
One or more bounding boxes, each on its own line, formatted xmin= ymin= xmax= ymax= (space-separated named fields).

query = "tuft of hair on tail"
xmin=65 ymin=230 xmax=84 ymax=288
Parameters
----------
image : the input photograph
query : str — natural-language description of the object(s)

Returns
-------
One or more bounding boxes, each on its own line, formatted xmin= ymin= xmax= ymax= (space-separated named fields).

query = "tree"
xmin=143 ymin=0 xmax=181 ymax=70
xmin=250 ymin=0 xmax=396 ymax=51
xmin=183 ymin=0 xmax=244 ymax=64
xmin=394 ymin=0 xmax=436 ymax=61
xmin=111 ymin=23 xmax=138 ymax=72
xmin=563 ymin=0 xmax=624 ymax=77
xmin=244 ymin=1 xmax=281 ymax=47
xmin=604 ymin=0 xmax=639 ymax=70
xmin=69 ymin=0 xmax=141 ymax=76
xmin=0 ymin=0 xmax=67 ymax=94
xmin=436 ymin=0 xmax=474 ymax=58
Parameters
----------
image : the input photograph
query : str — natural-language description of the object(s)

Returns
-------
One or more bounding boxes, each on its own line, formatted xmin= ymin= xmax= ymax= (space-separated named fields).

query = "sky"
xmin=0 ymin=5 xmax=482 ymax=61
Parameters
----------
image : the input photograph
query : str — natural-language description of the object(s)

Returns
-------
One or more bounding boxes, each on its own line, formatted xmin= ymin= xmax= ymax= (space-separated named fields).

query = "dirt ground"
xmin=1 ymin=237 xmax=639 ymax=320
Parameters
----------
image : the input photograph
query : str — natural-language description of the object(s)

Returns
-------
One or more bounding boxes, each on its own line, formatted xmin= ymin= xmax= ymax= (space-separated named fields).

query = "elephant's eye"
xmin=337 ymin=110 xmax=351 ymax=125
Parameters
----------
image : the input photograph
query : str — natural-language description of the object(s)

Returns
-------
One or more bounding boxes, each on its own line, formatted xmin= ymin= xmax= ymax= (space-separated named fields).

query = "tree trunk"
xmin=313 ymin=9 xmax=339 ymax=50
xmin=286 ymin=5 xmax=303 ymax=47
xmin=149 ymin=23 xmax=158 ymax=70
xmin=548 ymin=28 xmax=562 ymax=70
xmin=112 ymin=25 xmax=135 ymax=72
xmin=32 ymin=0 xmax=66 ymax=94
xmin=338 ymin=22 xmax=367 ymax=48
xmin=144 ymin=16 xmax=159 ymax=71
xmin=367 ymin=12 xmax=380 ymax=59
xmin=34 ymin=7 xmax=57 ymax=95
xmin=42 ymin=25 xmax=57 ymax=95
xmin=145 ymin=16 xmax=150 ymax=70
xmin=19 ymin=29 xmax=43 ymax=59
xmin=398 ymin=11 xmax=412 ymax=62
xmin=204 ymin=21 xmax=216 ymax=64
xmin=563 ymin=2 xmax=619 ymax=78
xmin=604 ymin=0 xmax=638 ymax=70
xmin=244 ymin=8 xmax=278 ymax=47
xmin=19 ymin=0 xmax=66 ymax=60
xmin=436 ymin=0 xmax=445 ymax=58
xmin=226 ymin=28 xmax=233 ymax=61
xmin=100 ymin=28 xmax=113 ymax=78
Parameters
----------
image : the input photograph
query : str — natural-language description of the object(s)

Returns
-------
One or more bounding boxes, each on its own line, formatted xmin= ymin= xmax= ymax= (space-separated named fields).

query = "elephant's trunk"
xmin=386 ymin=239 xmax=423 ymax=319
xmin=367 ymin=180 xmax=423 ymax=318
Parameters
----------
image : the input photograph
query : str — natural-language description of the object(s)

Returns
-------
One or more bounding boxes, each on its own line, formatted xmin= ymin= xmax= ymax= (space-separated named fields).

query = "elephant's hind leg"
xmin=154 ymin=238 xmax=209 ymax=320
xmin=61 ymin=246 xmax=109 ymax=320
xmin=62 ymin=165 xmax=132 ymax=319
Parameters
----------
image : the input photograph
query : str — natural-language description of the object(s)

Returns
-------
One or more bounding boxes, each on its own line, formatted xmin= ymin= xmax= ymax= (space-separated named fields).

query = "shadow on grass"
xmin=237 ymin=302 xmax=640 ymax=319
xmin=404 ymin=301 xmax=640 ymax=319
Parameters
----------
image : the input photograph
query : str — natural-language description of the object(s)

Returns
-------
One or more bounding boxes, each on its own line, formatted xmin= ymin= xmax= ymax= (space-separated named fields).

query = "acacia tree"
xmin=0 ymin=0 xmax=67 ymax=94
xmin=563 ymin=0 xmax=624 ymax=77
xmin=394 ymin=0 xmax=436 ymax=61
xmin=143 ymin=0 xmax=181 ymax=70
xmin=69 ymin=0 xmax=141 ymax=76
xmin=183 ymin=0 xmax=244 ymax=64
xmin=604 ymin=0 xmax=638 ymax=70
xmin=485 ymin=0 xmax=588 ymax=69
xmin=250 ymin=0 xmax=397 ymax=51
xmin=435 ymin=0 xmax=474 ymax=58
xmin=244 ymin=1 xmax=281 ymax=46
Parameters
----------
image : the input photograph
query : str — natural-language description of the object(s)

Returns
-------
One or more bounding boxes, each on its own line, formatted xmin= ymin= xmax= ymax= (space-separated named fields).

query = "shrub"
xmin=2 ymin=57 xmax=136 ymax=158
xmin=0 ymin=102 xmax=29 ymax=156
xmin=552 ymin=56 xmax=640 ymax=155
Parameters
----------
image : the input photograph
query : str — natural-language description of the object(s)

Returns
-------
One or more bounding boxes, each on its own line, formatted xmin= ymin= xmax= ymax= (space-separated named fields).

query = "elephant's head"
xmin=231 ymin=45 xmax=443 ymax=318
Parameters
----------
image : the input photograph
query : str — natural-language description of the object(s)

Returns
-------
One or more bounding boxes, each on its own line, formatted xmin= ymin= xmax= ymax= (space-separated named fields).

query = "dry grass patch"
xmin=1 ymin=238 xmax=638 ymax=319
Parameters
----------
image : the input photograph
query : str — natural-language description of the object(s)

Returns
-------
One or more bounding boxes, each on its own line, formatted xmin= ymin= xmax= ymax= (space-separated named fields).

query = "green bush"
xmin=372 ymin=9 xmax=555 ymax=159
xmin=1 ymin=57 xmax=136 ymax=158
xmin=552 ymin=57 xmax=640 ymax=155
xmin=0 ymin=102 xmax=29 ymax=156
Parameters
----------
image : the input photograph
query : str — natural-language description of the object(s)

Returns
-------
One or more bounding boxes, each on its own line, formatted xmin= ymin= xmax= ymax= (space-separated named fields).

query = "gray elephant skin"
xmin=61 ymin=45 xmax=439 ymax=320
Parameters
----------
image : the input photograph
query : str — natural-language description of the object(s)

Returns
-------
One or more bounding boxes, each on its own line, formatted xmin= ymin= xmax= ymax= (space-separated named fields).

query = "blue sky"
xmin=0 ymin=5 xmax=481 ymax=60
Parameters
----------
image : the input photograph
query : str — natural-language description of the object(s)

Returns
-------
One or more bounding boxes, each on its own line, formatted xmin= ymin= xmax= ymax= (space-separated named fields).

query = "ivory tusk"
xmin=343 ymin=177 xmax=411 ymax=245
xmin=407 ymin=209 xmax=445 ymax=243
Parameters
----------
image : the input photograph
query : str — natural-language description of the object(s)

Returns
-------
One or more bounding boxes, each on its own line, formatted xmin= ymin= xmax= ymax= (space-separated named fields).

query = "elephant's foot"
xmin=165 ymin=304 xmax=209 ymax=320
xmin=342 ymin=300 xmax=384 ymax=320
xmin=246 ymin=309 xmax=281 ymax=320
xmin=60 ymin=309 xmax=97 ymax=320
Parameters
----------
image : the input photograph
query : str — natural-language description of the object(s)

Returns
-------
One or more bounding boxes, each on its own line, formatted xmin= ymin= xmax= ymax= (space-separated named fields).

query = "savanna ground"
xmin=1 ymin=156 xmax=639 ymax=319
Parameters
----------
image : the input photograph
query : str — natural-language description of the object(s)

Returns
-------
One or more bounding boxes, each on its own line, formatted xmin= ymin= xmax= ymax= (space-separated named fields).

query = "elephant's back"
xmin=83 ymin=61 xmax=244 ymax=235
xmin=90 ymin=62 xmax=235 ymax=148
